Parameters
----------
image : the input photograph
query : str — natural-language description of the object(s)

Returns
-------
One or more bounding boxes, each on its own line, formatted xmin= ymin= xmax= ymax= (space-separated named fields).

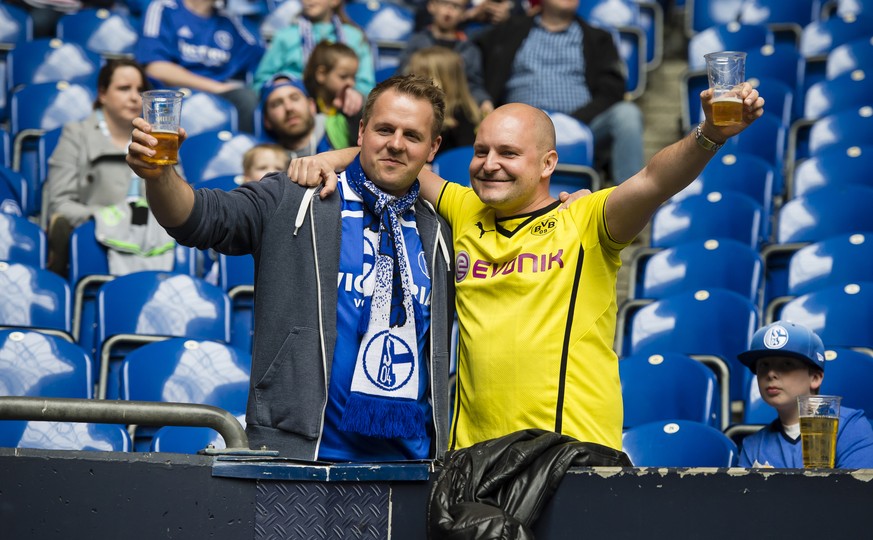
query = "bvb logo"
xmin=531 ymin=217 xmax=558 ymax=236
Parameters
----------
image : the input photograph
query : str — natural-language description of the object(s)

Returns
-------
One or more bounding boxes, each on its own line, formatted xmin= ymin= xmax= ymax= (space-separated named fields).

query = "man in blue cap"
xmin=260 ymin=73 xmax=334 ymax=158
xmin=737 ymin=320 xmax=873 ymax=468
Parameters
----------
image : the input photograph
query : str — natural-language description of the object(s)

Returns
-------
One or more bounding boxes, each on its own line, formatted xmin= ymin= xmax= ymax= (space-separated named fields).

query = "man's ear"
xmin=810 ymin=369 xmax=824 ymax=392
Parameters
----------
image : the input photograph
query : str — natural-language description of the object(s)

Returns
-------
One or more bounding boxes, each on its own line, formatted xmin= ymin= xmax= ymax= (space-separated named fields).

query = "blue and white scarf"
xmin=340 ymin=157 xmax=425 ymax=439
xmin=298 ymin=14 xmax=346 ymax=59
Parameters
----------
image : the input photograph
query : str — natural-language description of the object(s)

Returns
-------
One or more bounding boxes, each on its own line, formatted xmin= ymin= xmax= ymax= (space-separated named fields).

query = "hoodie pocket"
xmin=253 ymin=327 xmax=324 ymax=439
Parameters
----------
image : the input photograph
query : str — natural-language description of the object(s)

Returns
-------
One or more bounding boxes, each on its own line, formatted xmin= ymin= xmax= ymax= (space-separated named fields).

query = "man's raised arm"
xmin=605 ymin=84 xmax=765 ymax=243
xmin=127 ymin=117 xmax=195 ymax=228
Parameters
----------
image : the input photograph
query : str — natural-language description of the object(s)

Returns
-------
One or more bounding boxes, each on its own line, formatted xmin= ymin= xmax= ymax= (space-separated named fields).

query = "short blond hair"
xmin=242 ymin=143 xmax=289 ymax=175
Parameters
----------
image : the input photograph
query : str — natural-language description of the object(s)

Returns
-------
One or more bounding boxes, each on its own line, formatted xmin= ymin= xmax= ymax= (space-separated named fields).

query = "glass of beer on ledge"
xmin=798 ymin=394 xmax=841 ymax=468
xmin=141 ymin=90 xmax=183 ymax=165
xmin=704 ymin=51 xmax=746 ymax=126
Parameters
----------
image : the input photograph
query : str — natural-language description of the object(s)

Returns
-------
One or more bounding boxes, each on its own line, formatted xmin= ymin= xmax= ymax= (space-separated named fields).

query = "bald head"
xmin=485 ymin=103 xmax=557 ymax=154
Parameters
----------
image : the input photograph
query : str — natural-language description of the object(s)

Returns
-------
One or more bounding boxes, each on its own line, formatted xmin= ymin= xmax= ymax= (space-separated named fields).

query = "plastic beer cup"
xmin=798 ymin=395 xmax=841 ymax=468
xmin=141 ymin=90 xmax=183 ymax=165
xmin=704 ymin=51 xmax=746 ymax=126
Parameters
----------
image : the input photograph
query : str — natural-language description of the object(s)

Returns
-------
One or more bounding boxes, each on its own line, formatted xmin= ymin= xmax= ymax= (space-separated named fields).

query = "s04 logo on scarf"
xmin=361 ymin=331 xmax=416 ymax=391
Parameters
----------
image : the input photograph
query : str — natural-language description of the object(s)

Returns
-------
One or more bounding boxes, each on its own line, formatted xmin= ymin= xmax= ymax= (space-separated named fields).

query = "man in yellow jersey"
xmin=289 ymin=82 xmax=765 ymax=452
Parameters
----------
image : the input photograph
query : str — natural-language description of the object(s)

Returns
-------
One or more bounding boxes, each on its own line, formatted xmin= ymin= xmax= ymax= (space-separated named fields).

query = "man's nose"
xmin=387 ymin=131 xmax=404 ymax=151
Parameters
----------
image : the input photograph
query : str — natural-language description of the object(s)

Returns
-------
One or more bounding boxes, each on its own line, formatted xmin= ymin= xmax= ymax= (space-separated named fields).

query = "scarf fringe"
xmin=341 ymin=393 xmax=426 ymax=439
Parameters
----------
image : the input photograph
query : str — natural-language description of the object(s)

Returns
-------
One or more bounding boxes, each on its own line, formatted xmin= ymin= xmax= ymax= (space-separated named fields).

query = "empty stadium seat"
xmin=546 ymin=111 xmax=601 ymax=191
xmin=650 ymin=192 xmax=765 ymax=250
xmin=821 ymin=347 xmax=873 ymax=425
xmin=0 ymin=421 xmax=131 ymax=451
xmin=791 ymin=144 xmax=873 ymax=198
xmin=788 ymin=107 xmax=873 ymax=173
xmin=778 ymin=282 xmax=873 ymax=352
xmin=179 ymin=129 xmax=261 ymax=184
xmin=95 ymin=271 xmax=232 ymax=399
xmin=179 ymin=91 xmax=239 ymax=138
xmin=673 ymin=151 xmax=776 ymax=214
xmin=619 ymin=288 xmax=758 ymax=402
xmin=826 ymin=36 xmax=873 ymax=79
xmin=5 ymin=38 xmax=101 ymax=95
xmin=0 ymin=262 xmax=72 ymax=340
xmin=775 ymin=185 xmax=873 ymax=244
xmin=218 ymin=253 xmax=255 ymax=351
xmin=803 ymin=68 xmax=873 ymax=121
xmin=740 ymin=0 xmax=823 ymax=45
xmin=687 ymin=23 xmax=773 ymax=70
xmin=619 ymin=352 xmax=722 ymax=429
xmin=0 ymin=328 xmax=92 ymax=398
xmin=432 ymin=145 xmax=472 ymax=186
xmin=345 ymin=1 xmax=413 ymax=69
xmin=0 ymin=211 xmax=45 ymax=268
xmin=800 ymin=12 xmax=873 ymax=58
xmin=622 ymin=420 xmax=739 ymax=467
xmin=0 ymin=4 xmax=32 ymax=50
xmin=55 ymin=8 xmax=139 ymax=58
xmin=685 ymin=0 xmax=745 ymax=38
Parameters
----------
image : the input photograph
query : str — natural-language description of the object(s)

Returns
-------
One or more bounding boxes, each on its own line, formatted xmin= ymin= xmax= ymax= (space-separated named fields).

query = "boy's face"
xmin=428 ymin=0 xmax=467 ymax=33
xmin=245 ymin=150 xmax=289 ymax=182
xmin=755 ymin=356 xmax=824 ymax=420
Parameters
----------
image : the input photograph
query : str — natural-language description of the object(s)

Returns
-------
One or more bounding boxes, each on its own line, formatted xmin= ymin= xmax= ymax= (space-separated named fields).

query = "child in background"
xmin=241 ymin=143 xmax=290 ymax=183
xmin=404 ymin=46 xmax=481 ymax=155
xmin=736 ymin=320 xmax=873 ymax=468
xmin=253 ymin=0 xmax=374 ymax=117
xmin=303 ymin=41 xmax=360 ymax=150
xmin=401 ymin=0 xmax=493 ymax=115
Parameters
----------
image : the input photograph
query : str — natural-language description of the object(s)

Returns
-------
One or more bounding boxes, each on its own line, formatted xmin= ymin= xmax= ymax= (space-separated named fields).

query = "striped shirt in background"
xmin=505 ymin=16 xmax=592 ymax=113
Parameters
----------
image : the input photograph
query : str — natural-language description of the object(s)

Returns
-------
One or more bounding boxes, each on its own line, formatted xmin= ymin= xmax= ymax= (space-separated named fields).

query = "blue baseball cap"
xmin=737 ymin=321 xmax=826 ymax=373
xmin=259 ymin=72 xmax=309 ymax=112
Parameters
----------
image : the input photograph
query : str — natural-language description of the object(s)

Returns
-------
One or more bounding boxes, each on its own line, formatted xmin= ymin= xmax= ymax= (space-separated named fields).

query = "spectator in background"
xmin=302 ymin=41 xmax=360 ymax=150
xmin=737 ymin=321 xmax=873 ymax=468
xmin=260 ymin=73 xmax=333 ymax=158
xmin=253 ymin=0 xmax=375 ymax=118
xmin=399 ymin=0 xmax=493 ymax=115
xmin=404 ymin=46 xmax=481 ymax=154
xmin=475 ymin=0 xmax=644 ymax=184
xmin=43 ymin=59 xmax=174 ymax=276
xmin=241 ymin=143 xmax=290 ymax=183
xmin=135 ymin=0 xmax=265 ymax=133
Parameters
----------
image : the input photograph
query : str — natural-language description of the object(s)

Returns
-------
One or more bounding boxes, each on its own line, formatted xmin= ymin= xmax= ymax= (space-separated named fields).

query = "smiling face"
xmin=357 ymin=88 xmax=442 ymax=196
xmin=469 ymin=104 xmax=557 ymax=217
xmin=755 ymin=356 xmax=823 ymax=424
xmin=99 ymin=65 xmax=144 ymax=127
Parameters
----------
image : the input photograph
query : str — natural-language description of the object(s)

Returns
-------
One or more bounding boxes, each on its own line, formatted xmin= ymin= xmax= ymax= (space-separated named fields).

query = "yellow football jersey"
xmin=437 ymin=182 xmax=628 ymax=451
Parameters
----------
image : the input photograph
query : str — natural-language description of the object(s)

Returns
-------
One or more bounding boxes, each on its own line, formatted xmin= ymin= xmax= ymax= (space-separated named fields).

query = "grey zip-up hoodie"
xmin=167 ymin=172 xmax=455 ymax=460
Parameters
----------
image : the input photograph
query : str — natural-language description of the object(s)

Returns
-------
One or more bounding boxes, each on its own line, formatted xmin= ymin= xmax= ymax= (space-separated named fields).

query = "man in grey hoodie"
xmin=127 ymin=75 xmax=455 ymax=462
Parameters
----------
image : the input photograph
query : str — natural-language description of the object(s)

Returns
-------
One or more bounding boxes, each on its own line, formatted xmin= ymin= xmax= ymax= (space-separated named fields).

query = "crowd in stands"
xmin=1 ymin=0 xmax=873 ymax=467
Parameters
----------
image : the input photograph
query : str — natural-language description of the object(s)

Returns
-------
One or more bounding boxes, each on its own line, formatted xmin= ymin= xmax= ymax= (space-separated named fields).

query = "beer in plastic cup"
xmin=141 ymin=90 xmax=183 ymax=165
xmin=704 ymin=51 xmax=746 ymax=126
xmin=798 ymin=394 xmax=841 ymax=468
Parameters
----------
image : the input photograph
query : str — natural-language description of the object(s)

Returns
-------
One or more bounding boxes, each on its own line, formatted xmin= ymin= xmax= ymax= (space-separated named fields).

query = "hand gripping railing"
xmin=0 ymin=397 xmax=256 ymax=453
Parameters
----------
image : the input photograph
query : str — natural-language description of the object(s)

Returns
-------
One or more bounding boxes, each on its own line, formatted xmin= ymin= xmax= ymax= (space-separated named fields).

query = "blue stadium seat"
xmin=800 ymin=12 xmax=873 ymax=58
xmin=546 ymin=111 xmax=601 ymax=191
xmin=650 ymin=191 xmax=765 ymax=250
xmin=0 ymin=212 xmax=45 ymax=268
xmin=0 ymin=128 xmax=9 ymax=168
xmin=740 ymin=0 xmax=823 ymax=46
xmin=673 ymin=151 xmax=776 ymax=215
xmin=432 ymin=145 xmax=472 ymax=186
xmin=620 ymin=288 xmax=758 ymax=402
xmin=55 ymin=8 xmax=138 ymax=58
xmin=748 ymin=76 xmax=795 ymax=128
xmin=0 ymin=421 xmax=131 ymax=451
xmin=788 ymin=107 xmax=873 ymax=172
xmin=179 ymin=129 xmax=261 ymax=184
xmin=0 ymin=261 xmax=71 ymax=339
xmin=685 ymin=0 xmax=745 ymax=38
xmin=826 ymin=36 xmax=873 ymax=79
xmin=622 ymin=420 xmax=738 ymax=467
xmin=687 ymin=23 xmax=773 ymax=70
xmin=192 ymin=175 xmax=242 ymax=191
xmin=791 ymin=144 xmax=873 ymax=198
xmin=149 ymin=424 xmax=234 ymax=453
xmin=345 ymin=1 xmax=413 ymax=69
xmin=721 ymin=112 xmax=786 ymax=169
xmin=218 ymin=253 xmax=255 ymax=351
xmin=802 ymin=68 xmax=873 ymax=120
xmin=5 ymin=38 xmax=101 ymax=95
xmin=833 ymin=0 xmax=873 ymax=16
xmin=626 ymin=238 xmax=763 ymax=304
xmin=0 ymin=328 xmax=92 ymax=398
xmin=0 ymin=3 xmax=32 ymax=50
xmin=579 ymin=0 xmax=661 ymax=71
xmin=120 ymin=338 xmax=250 ymax=450
xmin=745 ymin=43 xmax=807 ymax=120
xmin=10 ymin=82 xmax=94 ymax=215
xmin=821 ymin=347 xmax=873 ymax=425
xmin=764 ymin=232 xmax=873 ymax=322
xmin=68 ymin=219 xmax=202 ymax=356
xmin=0 ymin=166 xmax=27 ymax=217
xmin=619 ymin=352 xmax=722 ymax=429
xmin=95 ymin=271 xmax=231 ymax=399
xmin=778 ymin=282 xmax=873 ymax=351
xmin=179 ymin=91 xmax=239 ymax=138
xmin=775 ymin=185 xmax=873 ymax=244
